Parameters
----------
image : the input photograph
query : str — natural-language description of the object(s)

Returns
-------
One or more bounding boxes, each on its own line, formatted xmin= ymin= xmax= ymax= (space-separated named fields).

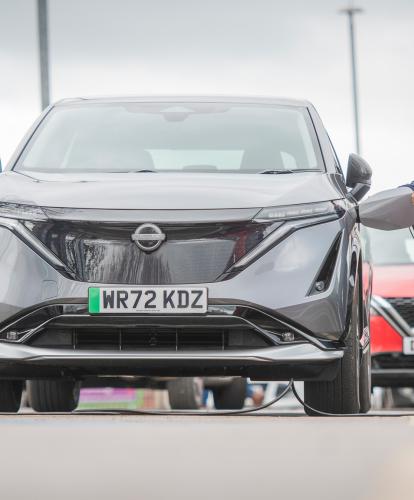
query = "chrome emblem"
xmin=131 ymin=223 xmax=166 ymax=252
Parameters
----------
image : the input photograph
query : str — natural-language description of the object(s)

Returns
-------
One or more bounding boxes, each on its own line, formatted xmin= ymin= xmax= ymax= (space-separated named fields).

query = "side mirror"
xmin=359 ymin=187 xmax=414 ymax=230
xmin=346 ymin=154 xmax=372 ymax=201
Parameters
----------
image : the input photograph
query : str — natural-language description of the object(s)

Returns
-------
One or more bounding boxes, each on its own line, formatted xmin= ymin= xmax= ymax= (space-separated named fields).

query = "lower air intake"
xmin=29 ymin=327 xmax=272 ymax=351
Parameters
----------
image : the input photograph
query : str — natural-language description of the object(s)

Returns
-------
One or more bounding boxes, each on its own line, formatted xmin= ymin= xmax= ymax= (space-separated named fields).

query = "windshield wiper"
xmin=131 ymin=169 xmax=157 ymax=173
xmin=259 ymin=168 xmax=321 ymax=174
xmin=105 ymin=169 xmax=157 ymax=173
xmin=259 ymin=169 xmax=294 ymax=174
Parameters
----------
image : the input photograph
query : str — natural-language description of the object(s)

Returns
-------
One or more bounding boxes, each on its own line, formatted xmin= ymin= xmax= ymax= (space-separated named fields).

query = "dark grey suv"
xmin=0 ymin=96 xmax=379 ymax=414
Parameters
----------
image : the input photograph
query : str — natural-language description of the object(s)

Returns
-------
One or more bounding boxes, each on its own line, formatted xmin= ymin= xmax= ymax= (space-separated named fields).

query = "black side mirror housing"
xmin=345 ymin=153 xmax=372 ymax=201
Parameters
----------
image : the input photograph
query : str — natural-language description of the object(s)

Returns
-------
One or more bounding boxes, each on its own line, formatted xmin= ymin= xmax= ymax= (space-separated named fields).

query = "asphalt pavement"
xmin=1 ymin=410 xmax=414 ymax=500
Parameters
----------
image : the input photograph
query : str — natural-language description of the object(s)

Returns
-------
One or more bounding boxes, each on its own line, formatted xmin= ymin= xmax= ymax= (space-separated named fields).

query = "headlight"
xmin=0 ymin=202 xmax=47 ymax=221
xmin=230 ymin=200 xmax=347 ymax=271
xmin=254 ymin=201 xmax=346 ymax=222
xmin=0 ymin=203 xmax=74 ymax=278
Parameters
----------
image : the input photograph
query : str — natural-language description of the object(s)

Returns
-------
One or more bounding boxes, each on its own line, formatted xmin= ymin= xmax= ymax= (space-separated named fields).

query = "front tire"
xmin=304 ymin=280 xmax=361 ymax=415
xmin=28 ymin=379 xmax=81 ymax=412
xmin=0 ymin=380 xmax=23 ymax=412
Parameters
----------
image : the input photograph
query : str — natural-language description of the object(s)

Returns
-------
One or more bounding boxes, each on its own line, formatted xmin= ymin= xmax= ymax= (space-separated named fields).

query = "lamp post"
xmin=340 ymin=5 xmax=363 ymax=154
xmin=37 ymin=0 xmax=50 ymax=110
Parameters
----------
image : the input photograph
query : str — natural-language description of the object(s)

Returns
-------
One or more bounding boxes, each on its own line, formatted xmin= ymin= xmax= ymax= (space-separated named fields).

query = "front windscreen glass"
xmin=363 ymin=227 xmax=414 ymax=265
xmin=15 ymin=102 xmax=324 ymax=174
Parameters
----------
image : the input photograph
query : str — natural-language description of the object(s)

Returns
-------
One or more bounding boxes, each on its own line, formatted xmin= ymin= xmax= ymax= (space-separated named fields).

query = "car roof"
xmin=55 ymin=95 xmax=312 ymax=108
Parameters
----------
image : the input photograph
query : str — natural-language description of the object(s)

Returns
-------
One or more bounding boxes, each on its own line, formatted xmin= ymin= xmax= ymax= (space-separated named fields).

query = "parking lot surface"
xmin=1 ymin=411 xmax=413 ymax=500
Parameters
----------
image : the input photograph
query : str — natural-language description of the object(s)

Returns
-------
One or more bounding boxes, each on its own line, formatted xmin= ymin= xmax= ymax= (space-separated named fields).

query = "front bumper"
xmin=0 ymin=301 xmax=343 ymax=380
xmin=0 ymin=342 xmax=342 ymax=381
xmin=0 ymin=215 xmax=352 ymax=381
xmin=0 ymin=216 xmax=353 ymax=341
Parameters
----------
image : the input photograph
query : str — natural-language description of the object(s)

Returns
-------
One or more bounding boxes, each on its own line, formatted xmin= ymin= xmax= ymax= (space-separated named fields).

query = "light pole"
xmin=37 ymin=0 xmax=50 ymax=110
xmin=340 ymin=5 xmax=363 ymax=154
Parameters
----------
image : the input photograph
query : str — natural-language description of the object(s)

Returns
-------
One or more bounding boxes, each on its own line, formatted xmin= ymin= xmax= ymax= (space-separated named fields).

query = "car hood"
xmin=0 ymin=171 xmax=342 ymax=210
xmin=373 ymin=265 xmax=414 ymax=297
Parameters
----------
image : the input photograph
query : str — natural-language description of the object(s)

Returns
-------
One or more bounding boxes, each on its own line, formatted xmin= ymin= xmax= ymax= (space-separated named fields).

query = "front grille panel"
xmin=29 ymin=327 xmax=272 ymax=351
xmin=26 ymin=220 xmax=277 ymax=284
xmin=388 ymin=297 xmax=414 ymax=327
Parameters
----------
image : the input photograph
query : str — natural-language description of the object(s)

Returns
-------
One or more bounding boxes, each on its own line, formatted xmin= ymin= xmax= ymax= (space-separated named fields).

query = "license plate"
xmin=403 ymin=337 xmax=414 ymax=355
xmin=88 ymin=287 xmax=208 ymax=314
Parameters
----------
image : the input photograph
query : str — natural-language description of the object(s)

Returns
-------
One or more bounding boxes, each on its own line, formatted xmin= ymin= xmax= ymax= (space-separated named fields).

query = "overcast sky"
xmin=1 ymin=0 xmax=414 ymax=192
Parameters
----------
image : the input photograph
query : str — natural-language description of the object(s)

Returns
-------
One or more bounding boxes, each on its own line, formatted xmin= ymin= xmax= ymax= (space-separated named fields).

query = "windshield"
xmin=15 ymin=102 xmax=324 ymax=174
xmin=363 ymin=227 xmax=414 ymax=265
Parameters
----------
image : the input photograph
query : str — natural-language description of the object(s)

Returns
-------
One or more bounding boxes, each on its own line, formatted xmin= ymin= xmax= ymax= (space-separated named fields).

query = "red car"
xmin=364 ymin=227 xmax=414 ymax=388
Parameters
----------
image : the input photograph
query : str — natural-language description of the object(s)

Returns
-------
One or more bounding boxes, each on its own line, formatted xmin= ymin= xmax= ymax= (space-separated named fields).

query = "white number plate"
xmin=88 ymin=287 xmax=208 ymax=314
xmin=403 ymin=337 xmax=414 ymax=355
